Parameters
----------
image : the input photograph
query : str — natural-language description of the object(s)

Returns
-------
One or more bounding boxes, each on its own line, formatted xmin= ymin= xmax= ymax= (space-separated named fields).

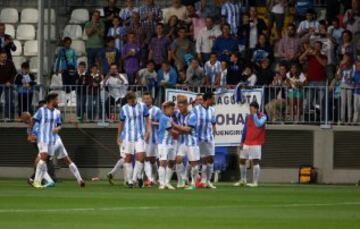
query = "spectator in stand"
xmin=336 ymin=53 xmax=354 ymax=124
xmin=227 ymin=52 xmax=245 ymax=87
xmin=103 ymin=64 xmax=128 ymax=119
xmin=62 ymin=64 xmax=77 ymax=94
xmin=277 ymin=24 xmax=301 ymax=63
xmin=136 ymin=60 xmax=158 ymax=90
xmin=103 ymin=0 xmax=120 ymax=34
xmin=204 ymin=52 xmax=221 ymax=86
xmin=220 ymin=0 xmax=241 ymax=35
xmin=251 ymin=33 xmax=274 ymax=64
xmin=0 ymin=23 xmax=16 ymax=60
xmin=75 ymin=62 xmax=89 ymax=121
xmin=286 ymin=62 xmax=307 ymax=121
xmin=85 ymin=10 xmax=105 ymax=69
xmin=15 ymin=62 xmax=36 ymax=116
xmin=328 ymin=17 xmax=345 ymax=46
xmin=138 ymin=0 xmax=163 ymax=24
xmin=212 ymin=23 xmax=239 ymax=62
xmin=219 ymin=61 xmax=228 ymax=89
xmin=158 ymin=61 xmax=177 ymax=88
xmin=343 ymin=0 xmax=360 ymax=42
xmin=86 ymin=65 xmax=103 ymax=120
xmin=127 ymin=12 xmax=145 ymax=44
xmin=268 ymin=0 xmax=286 ymax=39
xmin=299 ymin=41 xmax=328 ymax=111
xmin=353 ymin=59 xmax=360 ymax=123
xmin=195 ymin=0 xmax=219 ymax=18
xmin=165 ymin=15 xmax=180 ymax=41
xmin=185 ymin=4 xmax=206 ymax=40
xmin=164 ymin=0 xmax=188 ymax=23
xmin=297 ymin=9 xmax=319 ymax=37
xmin=256 ymin=58 xmax=275 ymax=86
xmin=99 ymin=37 xmax=120 ymax=75
xmin=54 ymin=37 xmax=77 ymax=74
xmin=337 ymin=30 xmax=355 ymax=61
xmin=241 ymin=65 xmax=257 ymax=86
xmin=119 ymin=0 xmax=138 ymax=26
xmin=148 ymin=23 xmax=171 ymax=70
xmin=122 ymin=32 xmax=141 ymax=85
xmin=196 ymin=16 xmax=221 ymax=64
xmin=328 ymin=74 xmax=342 ymax=123
xmin=107 ymin=16 xmax=127 ymax=54
xmin=245 ymin=7 xmax=267 ymax=50
xmin=185 ymin=58 xmax=205 ymax=87
xmin=356 ymin=39 xmax=360 ymax=61
xmin=0 ymin=50 xmax=16 ymax=119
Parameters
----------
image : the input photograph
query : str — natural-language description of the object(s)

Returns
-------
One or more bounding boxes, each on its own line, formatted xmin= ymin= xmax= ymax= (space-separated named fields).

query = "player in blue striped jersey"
xmin=157 ymin=101 xmax=179 ymax=190
xmin=192 ymin=92 xmax=217 ymax=189
xmin=142 ymin=92 xmax=161 ymax=186
xmin=117 ymin=91 xmax=151 ymax=188
xmin=172 ymin=96 xmax=200 ymax=190
xmin=29 ymin=93 xmax=84 ymax=188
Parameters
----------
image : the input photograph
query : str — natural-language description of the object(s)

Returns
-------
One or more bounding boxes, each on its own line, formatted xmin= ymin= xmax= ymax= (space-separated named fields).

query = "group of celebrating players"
xmin=24 ymin=90 xmax=267 ymax=190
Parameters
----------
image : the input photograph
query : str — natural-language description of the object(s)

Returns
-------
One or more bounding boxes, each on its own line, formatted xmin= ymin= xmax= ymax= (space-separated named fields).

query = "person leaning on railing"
xmin=0 ymin=50 xmax=16 ymax=120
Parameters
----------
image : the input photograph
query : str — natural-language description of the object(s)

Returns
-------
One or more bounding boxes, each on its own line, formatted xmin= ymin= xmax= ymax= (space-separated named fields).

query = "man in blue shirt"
xmin=212 ymin=23 xmax=239 ymax=62
xmin=353 ymin=60 xmax=360 ymax=123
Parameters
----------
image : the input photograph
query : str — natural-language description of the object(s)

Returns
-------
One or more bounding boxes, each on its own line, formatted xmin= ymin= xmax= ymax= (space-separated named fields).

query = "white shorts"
xmin=177 ymin=144 xmax=200 ymax=162
xmin=240 ymin=145 xmax=262 ymax=160
xmin=122 ymin=140 xmax=145 ymax=155
xmin=158 ymin=144 xmax=176 ymax=161
xmin=38 ymin=139 xmax=68 ymax=159
xmin=145 ymin=143 xmax=158 ymax=157
xmin=199 ymin=141 xmax=215 ymax=158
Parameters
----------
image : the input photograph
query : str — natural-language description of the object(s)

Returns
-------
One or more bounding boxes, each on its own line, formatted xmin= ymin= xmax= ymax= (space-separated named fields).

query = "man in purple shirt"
xmin=148 ymin=23 xmax=171 ymax=70
xmin=122 ymin=32 xmax=141 ymax=85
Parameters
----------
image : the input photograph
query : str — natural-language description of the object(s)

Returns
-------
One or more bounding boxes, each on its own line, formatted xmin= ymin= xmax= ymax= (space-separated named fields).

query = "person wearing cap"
xmin=234 ymin=101 xmax=267 ymax=188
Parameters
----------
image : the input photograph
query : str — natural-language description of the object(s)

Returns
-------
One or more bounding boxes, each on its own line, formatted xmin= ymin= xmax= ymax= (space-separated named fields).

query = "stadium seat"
xmin=24 ymin=40 xmax=38 ymax=56
xmin=77 ymin=56 xmax=88 ymax=67
xmin=12 ymin=56 xmax=26 ymax=71
xmin=4 ymin=24 xmax=15 ymax=38
xmin=71 ymin=40 xmax=86 ymax=57
xmin=44 ymin=8 xmax=56 ymax=24
xmin=29 ymin=56 xmax=48 ymax=74
xmin=97 ymin=8 xmax=105 ymax=17
xmin=62 ymin=24 xmax=83 ymax=40
xmin=69 ymin=9 xmax=89 ymax=24
xmin=11 ymin=40 xmax=22 ymax=56
xmin=20 ymin=8 xmax=39 ymax=24
xmin=43 ymin=24 xmax=56 ymax=41
xmin=0 ymin=8 xmax=19 ymax=23
xmin=16 ymin=24 xmax=36 ymax=40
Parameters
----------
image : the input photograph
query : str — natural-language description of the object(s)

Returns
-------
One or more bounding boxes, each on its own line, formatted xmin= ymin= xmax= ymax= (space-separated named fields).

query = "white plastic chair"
xmin=4 ymin=24 xmax=15 ymax=38
xmin=43 ymin=24 xmax=56 ymax=41
xmin=11 ymin=40 xmax=22 ymax=56
xmin=16 ymin=24 xmax=36 ymax=40
xmin=69 ymin=9 xmax=89 ymax=24
xmin=70 ymin=40 xmax=86 ymax=57
xmin=24 ymin=40 xmax=38 ymax=56
xmin=97 ymin=8 xmax=105 ymax=17
xmin=20 ymin=8 xmax=39 ymax=24
xmin=29 ymin=56 xmax=48 ymax=74
xmin=62 ymin=24 xmax=83 ymax=40
xmin=12 ymin=56 xmax=26 ymax=71
xmin=0 ymin=8 xmax=19 ymax=23
xmin=44 ymin=9 xmax=56 ymax=24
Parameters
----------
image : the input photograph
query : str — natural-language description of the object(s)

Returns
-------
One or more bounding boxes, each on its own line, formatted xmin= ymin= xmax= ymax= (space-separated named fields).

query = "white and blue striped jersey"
xmin=33 ymin=107 xmax=62 ymax=145
xmin=221 ymin=1 xmax=241 ymax=34
xmin=147 ymin=105 xmax=161 ymax=144
xmin=192 ymin=105 xmax=216 ymax=142
xmin=176 ymin=111 xmax=198 ymax=146
xmin=107 ymin=26 xmax=128 ymax=52
xmin=158 ymin=113 xmax=175 ymax=145
xmin=119 ymin=102 xmax=149 ymax=142
xmin=204 ymin=60 xmax=221 ymax=85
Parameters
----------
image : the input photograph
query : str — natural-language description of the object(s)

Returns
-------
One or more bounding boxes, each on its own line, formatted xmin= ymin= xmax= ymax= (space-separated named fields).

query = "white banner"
xmin=166 ymin=88 xmax=263 ymax=146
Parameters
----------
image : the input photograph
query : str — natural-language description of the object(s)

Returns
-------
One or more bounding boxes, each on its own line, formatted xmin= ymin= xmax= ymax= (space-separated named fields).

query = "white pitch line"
xmin=0 ymin=202 xmax=360 ymax=214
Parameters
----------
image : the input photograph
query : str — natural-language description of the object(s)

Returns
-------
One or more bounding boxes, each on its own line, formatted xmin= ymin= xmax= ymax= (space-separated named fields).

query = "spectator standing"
xmin=220 ymin=0 xmax=241 ymax=35
xmin=15 ymin=62 xmax=36 ymax=116
xmin=212 ymin=23 xmax=239 ymax=62
xmin=297 ymin=9 xmax=319 ymax=37
xmin=245 ymin=7 xmax=267 ymax=50
xmin=353 ymin=59 xmax=360 ymax=123
xmin=121 ymin=32 xmax=141 ymax=85
xmin=185 ymin=58 xmax=205 ymax=87
xmin=170 ymin=27 xmax=194 ymax=75
xmin=136 ymin=61 xmax=158 ymax=90
xmin=62 ymin=64 xmax=77 ymax=94
xmin=138 ymin=0 xmax=163 ymax=24
xmin=54 ymin=37 xmax=77 ymax=73
xmin=75 ymin=62 xmax=89 ymax=121
xmin=107 ymin=16 xmax=127 ymax=54
xmin=127 ymin=13 xmax=145 ymax=44
xmin=328 ymin=17 xmax=345 ymax=46
xmin=86 ymin=65 xmax=103 ymax=121
xmin=103 ymin=0 xmax=121 ymax=34
xmin=277 ymin=24 xmax=301 ymax=63
xmin=337 ymin=30 xmax=355 ymax=61
xmin=0 ymin=23 xmax=16 ymax=60
xmin=85 ymin=10 xmax=105 ymax=69
xmin=99 ymin=37 xmax=120 ymax=75
xmin=343 ymin=0 xmax=360 ymax=42
xmin=195 ymin=0 xmax=219 ymax=18
xmin=251 ymin=33 xmax=274 ymax=64
xmin=185 ymin=4 xmax=206 ymax=40
xmin=148 ymin=23 xmax=172 ymax=70
xmin=119 ymin=0 xmax=138 ymax=26
xmin=267 ymin=0 xmax=286 ymax=39
xmin=0 ymin=50 xmax=16 ymax=119
xmin=164 ymin=0 xmax=188 ymax=23
xmin=255 ymin=58 xmax=275 ymax=86
xmin=204 ymin=52 xmax=221 ymax=86
xmin=165 ymin=15 xmax=180 ymax=41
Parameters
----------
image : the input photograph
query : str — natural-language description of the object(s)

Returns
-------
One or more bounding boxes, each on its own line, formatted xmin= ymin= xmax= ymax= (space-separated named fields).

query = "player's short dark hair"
xmin=250 ymin=101 xmax=259 ymax=110
xmin=46 ymin=93 xmax=58 ymax=103
xmin=38 ymin=99 xmax=46 ymax=106
xmin=143 ymin=91 xmax=152 ymax=99
xmin=196 ymin=93 xmax=203 ymax=97
xmin=203 ymin=92 xmax=214 ymax=101
xmin=163 ymin=101 xmax=175 ymax=108
xmin=127 ymin=91 xmax=136 ymax=100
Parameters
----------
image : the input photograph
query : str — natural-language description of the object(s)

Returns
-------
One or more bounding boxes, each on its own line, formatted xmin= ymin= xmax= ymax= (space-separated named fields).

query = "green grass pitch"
xmin=0 ymin=180 xmax=359 ymax=229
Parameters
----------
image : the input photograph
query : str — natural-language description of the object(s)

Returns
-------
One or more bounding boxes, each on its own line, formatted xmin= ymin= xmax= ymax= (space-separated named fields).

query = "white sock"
xmin=125 ymin=162 xmax=133 ymax=184
xmin=34 ymin=160 xmax=46 ymax=184
xmin=253 ymin=164 xmax=260 ymax=184
xmin=144 ymin=161 xmax=153 ymax=182
xmin=158 ymin=166 xmax=166 ymax=186
xmin=43 ymin=172 xmax=54 ymax=184
xmin=240 ymin=163 xmax=247 ymax=182
xmin=135 ymin=161 xmax=144 ymax=180
xmin=201 ymin=164 xmax=208 ymax=183
xmin=165 ymin=166 xmax=175 ymax=185
xmin=109 ymin=158 xmax=124 ymax=175
xmin=191 ymin=165 xmax=199 ymax=186
xmin=207 ymin=163 xmax=214 ymax=183
xmin=69 ymin=162 xmax=83 ymax=183
xmin=175 ymin=163 xmax=185 ymax=184
xmin=152 ymin=163 xmax=158 ymax=181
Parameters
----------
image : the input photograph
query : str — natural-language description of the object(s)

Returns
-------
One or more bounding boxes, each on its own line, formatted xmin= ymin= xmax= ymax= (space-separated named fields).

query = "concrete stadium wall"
xmin=0 ymin=124 xmax=359 ymax=184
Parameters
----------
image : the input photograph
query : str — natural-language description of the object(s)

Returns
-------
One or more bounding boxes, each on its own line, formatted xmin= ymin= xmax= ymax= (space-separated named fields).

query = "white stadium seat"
xmin=24 ymin=40 xmax=38 ymax=56
xmin=77 ymin=56 xmax=88 ymax=67
xmin=21 ymin=8 xmax=39 ymax=23
xmin=43 ymin=24 xmax=56 ymax=40
xmin=44 ymin=9 xmax=56 ymax=24
xmin=12 ymin=56 xmax=26 ymax=71
xmin=63 ymin=24 xmax=83 ymax=40
xmin=71 ymin=40 xmax=86 ymax=57
xmin=69 ymin=9 xmax=89 ymax=24
xmin=0 ymin=8 xmax=19 ymax=23
xmin=11 ymin=40 xmax=22 ymax=56
xmin=4 ymin=24 xmax=15 ymax=38
xmin=16 ymin=24 xmax=36 ymax=40
xmin=97 ymin=8 xmax=105 ymax=17
xmin=30 ymin=57 xmax=48 ymax=74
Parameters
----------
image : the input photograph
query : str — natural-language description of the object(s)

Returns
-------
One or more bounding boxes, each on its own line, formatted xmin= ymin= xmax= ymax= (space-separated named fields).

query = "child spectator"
xmin=204 ymin=52 xmax=221 ymax=86
xmin=86 ymin=65 xmax=103 ymax=121
xmin=54 ymin=37 xmax=77 ymax=73
xmin=242 ymin=65 xmax=257 ymax=86
xmin=15 ymin=62 xmax=36 ymax=116
xmin=75 ymin=62 xmax=89 ymax=121
xmin=107 ymin=16 xmax=127 ymax=53
xmin=100 ymin=37 xmax=120 ymax=75
xmin=121 ymin=32 xmax=141 ymax=85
